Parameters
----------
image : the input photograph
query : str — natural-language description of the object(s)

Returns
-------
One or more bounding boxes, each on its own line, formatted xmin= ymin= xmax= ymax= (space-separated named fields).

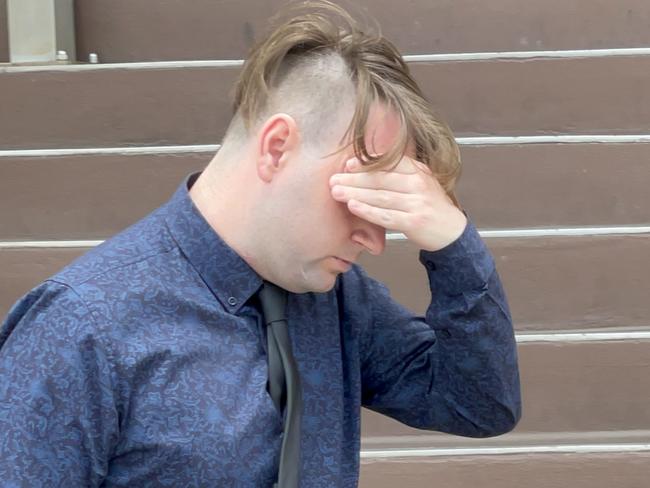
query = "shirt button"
xmin=228 ymin=297 xmax=237 ymax=306
xmin=427 ymin=261 xmax=437 ymax=271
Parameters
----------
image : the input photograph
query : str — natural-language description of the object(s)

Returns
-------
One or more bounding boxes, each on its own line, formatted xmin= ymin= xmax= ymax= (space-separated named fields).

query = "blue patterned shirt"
xmin=0 ymin=171 xmax=521 ymax=487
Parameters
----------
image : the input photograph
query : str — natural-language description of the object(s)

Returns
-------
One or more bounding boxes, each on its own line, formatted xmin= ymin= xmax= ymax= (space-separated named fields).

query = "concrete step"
xmin=2 ymin=143 xmax=649 ymax=240
xmin=366 ymin=233 xmax=650 ymax=331
xmin=359 ymin=431 xmax=650 ymax=488
xmin=362 ymin=337 xmax=650 ymax=436
xmin=1 ymin=235 xmax=649 ymax=329
xmin=72 ymin=0 xmax=650 ymax=62
xmin=2 ymin=238 xmax=649 ymax=432
xmin=6 ymin=1 xmax=650 ymax=64
xmin=0 ymin=151 xmax=210 ymax=240
xmin=361 ymin=429 xmax=650 ymax=450
xmin=360 ymin=453 xmax=650 ymax=488
xmin=2 ymin=55 xmax=650 ymax=148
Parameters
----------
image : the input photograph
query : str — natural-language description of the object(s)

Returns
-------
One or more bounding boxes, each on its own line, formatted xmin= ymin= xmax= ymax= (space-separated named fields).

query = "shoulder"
xmin=53 ymin=205 xmax=177 ymax=289
xmin=1 ymin=279 xmax=101 ymax=357
xmin=2 ymin=206 xmax=182 ymax=348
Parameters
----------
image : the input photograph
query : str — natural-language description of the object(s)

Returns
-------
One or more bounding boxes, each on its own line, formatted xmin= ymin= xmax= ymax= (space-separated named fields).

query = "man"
xmin=0 ymin=1 xmax=521 ymax=486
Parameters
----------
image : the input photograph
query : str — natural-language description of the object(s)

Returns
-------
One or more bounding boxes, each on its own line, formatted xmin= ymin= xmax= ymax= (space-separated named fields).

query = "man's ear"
xmin=256 ymin=113 xmax=300 ymax=183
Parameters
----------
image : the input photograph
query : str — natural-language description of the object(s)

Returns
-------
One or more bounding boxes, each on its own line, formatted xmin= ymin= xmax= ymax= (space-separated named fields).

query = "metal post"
xmin=7 ymin=0 xmax=75 ymax=64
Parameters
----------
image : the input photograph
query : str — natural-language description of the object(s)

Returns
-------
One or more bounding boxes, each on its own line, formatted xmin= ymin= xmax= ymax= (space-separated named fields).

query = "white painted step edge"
xmin=360 ymin=443 xmax=650 ymax=459
xmin=3 ymin=47 xmax=650 ymax=73
xmin=3 ymin=135 xmax=650 ymax=158
xmin=2 ymin=225 xmax=650 ymax=249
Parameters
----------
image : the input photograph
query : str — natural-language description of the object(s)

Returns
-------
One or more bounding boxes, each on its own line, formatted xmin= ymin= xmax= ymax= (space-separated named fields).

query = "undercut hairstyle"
xmin=224 ymin=0 xmax=462 ymax=200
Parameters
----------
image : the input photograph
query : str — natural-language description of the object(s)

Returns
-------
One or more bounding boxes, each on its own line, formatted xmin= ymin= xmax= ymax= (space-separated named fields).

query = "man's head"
xmin=191 ymin=0 xmax=462 ymax=293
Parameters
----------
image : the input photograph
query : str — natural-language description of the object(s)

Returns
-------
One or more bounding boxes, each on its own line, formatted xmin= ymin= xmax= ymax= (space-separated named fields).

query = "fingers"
xmin=346 ymin=199 xmax=410 ymax=231
xmin=330 ymin=172 xmax=410 ymax=193
xmin=332 ymin=155 xmax=465 ymax=251
xmin=331 ymin=185 xmax=417 ymax=212
xmin=345 ymin=156 xmax=429 ymax=175
xmin=330 ymin=157 xmax=436 ymax=193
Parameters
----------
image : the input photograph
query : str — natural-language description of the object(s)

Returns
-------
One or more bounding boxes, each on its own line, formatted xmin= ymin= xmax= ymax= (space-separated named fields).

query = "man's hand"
xmin=329 ymin=156 xmax=468 ymax=252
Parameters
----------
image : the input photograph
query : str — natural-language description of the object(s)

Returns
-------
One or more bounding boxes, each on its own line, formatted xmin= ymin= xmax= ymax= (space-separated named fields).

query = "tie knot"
xmin=258 ymin=280 xmax=288 ymax=326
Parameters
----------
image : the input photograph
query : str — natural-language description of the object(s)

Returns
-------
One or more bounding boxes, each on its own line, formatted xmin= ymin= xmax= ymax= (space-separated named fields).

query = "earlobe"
xmin=256 ymin=113 xmax=299 ymax=183
xmin=257 ymin=152 xmax=276 ymax=183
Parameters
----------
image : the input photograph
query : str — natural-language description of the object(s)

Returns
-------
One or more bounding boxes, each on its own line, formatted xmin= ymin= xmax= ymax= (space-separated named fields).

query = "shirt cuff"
xmin=418 ymin=216 xmax=496 ymax=294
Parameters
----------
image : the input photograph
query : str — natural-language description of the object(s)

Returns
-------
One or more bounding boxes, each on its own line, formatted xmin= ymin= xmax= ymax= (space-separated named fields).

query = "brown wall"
xmin=73 ymin=0 xmax=650 ymax=62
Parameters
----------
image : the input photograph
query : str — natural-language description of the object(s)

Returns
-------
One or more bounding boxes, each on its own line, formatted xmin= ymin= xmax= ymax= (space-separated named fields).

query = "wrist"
xmin=420 ymin=210 xmax=468 ymax=252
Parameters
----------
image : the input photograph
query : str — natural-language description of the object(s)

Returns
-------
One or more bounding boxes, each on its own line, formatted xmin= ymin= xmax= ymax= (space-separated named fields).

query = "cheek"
xmin=295 ymin=166 xmax=352 ymax=241
xmin=324 ymin=183 xmax=350 ymax=220
xmin=329 ymin=200 xmax=356 ymax=238
xmin=310 ymin=185 xmax=351 ymax=241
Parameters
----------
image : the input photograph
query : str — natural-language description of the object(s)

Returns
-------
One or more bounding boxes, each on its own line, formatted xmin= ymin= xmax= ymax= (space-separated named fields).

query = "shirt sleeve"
xmin=357 ymin=217 xmax=522 ymax=438
xmin=0 ymin=280 xmax=118 ymax=486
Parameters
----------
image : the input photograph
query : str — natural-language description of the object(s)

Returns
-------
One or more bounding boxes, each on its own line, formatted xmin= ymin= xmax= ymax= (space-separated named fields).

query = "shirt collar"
xmin=163 ymin=171 xmax=263 ymax=314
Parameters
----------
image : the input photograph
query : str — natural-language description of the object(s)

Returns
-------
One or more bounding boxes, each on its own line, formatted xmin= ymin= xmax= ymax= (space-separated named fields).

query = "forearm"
xmin=417 ymin=218 xmax=521 ymax=436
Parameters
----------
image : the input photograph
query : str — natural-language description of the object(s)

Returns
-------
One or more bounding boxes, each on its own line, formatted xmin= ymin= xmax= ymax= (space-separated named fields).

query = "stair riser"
xmin=3 ymin=57 xmax=650 ymax=148
xmin=2 ymin=144 xmax=649 ymax=240
xmin=359 ymin=452 xmax=650 ymax=488
xmin=362 ymin=340 xmax=650 ymax=437
xmin=1 ymin=236 xmax=649 ymax=329
xmin=73 ymin=0 xmax=650 ymax=61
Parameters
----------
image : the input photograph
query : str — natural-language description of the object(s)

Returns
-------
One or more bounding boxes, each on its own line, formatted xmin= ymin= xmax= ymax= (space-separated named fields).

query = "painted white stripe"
xmin=458 ymin=134 xmax=650 ymax=145
xmin=2 ymin=134 xmax=650 ymax=159
xmin=0 ymin=59 xmax=245 ymax=73
xmin=0 ymin=240 xmax=106 ymax=248
xmin=402 ymin=47 xmax=650 ymax=62
xmin=386 ymin=226 xmax=650 ymax=240
xmin=516 ymin=331 xmax=650 ymax=343
xmin=471 ymin=226 xmax=650 ymax=238
xmin=3 ymin=47 xmax=650 ymax=73
xmin=0 ymin=145 xmax=220 ymax=158
xmin=2 ymin=225 xmax=649 ymax=250
xmin=360 ymin=443 xmax=650 ymax=459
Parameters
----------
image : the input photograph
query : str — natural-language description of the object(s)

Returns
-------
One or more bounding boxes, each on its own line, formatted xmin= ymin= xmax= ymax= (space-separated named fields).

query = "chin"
xmin=291 ymin=266 xmax=339 ymax=294
xmin=299 ymin=275 xmax=337 ymax=294
xmin=314 ymin=280 xmax=337 ymax=293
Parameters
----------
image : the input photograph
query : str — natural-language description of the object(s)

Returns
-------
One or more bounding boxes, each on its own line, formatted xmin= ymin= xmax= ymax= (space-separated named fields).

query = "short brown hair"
xmin=230 ymin=0 xmax=462 ymax=199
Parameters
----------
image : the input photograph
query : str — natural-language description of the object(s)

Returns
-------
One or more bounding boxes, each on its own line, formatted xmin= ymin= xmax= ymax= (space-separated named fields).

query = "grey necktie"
xmin=258 ymin=280 xmax=303 ymax=488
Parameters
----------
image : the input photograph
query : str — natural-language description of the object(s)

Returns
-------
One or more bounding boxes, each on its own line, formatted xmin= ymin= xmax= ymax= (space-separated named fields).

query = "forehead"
xmin=363 ymin=101 xmax=416 ymax=158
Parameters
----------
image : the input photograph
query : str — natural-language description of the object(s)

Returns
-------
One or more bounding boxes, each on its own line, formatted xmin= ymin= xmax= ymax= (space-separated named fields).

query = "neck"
xmin=188 ymin=149 xmax=265 ymax=272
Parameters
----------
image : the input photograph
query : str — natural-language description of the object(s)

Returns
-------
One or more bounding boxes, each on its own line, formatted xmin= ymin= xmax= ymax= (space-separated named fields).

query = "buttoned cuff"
xmin=418 ymin=216 xmax=496 ymax=294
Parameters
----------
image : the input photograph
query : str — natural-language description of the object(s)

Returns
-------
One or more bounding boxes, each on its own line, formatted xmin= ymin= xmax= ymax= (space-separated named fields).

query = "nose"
xmin=351 ymin=219 xmax=386 ymax=256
